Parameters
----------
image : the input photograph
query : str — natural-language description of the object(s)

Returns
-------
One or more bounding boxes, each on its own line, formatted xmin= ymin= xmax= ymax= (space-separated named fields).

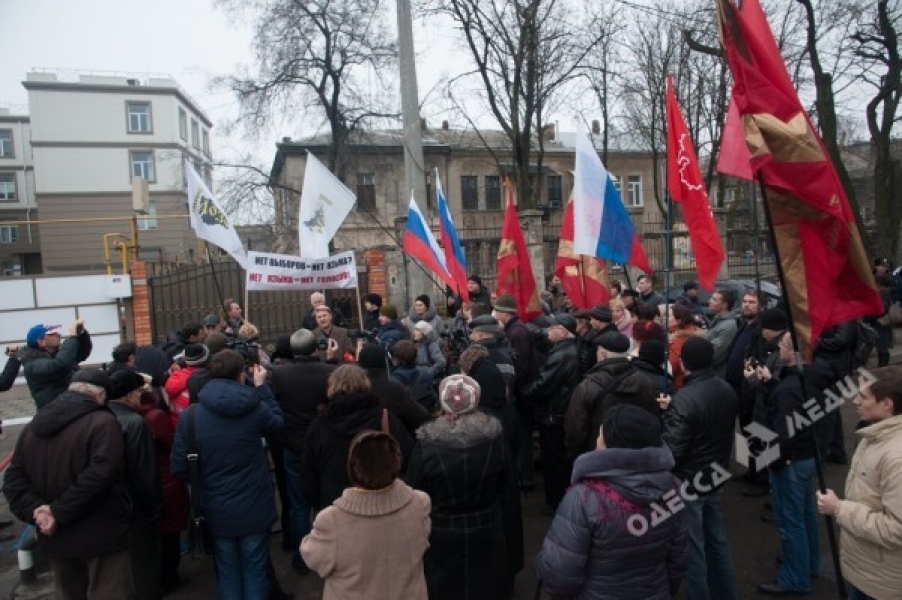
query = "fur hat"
xmin=439 ymin=374 xmax=481 ymax=416
xmin=759 ymin=308 xmax=788 ymax=332
xmin=357 ymin=344 xmax=386 ymax=370
xmin=603 ymin=404 xmax=663 ymax=449
xmin=493 ymin=294 xmax=518 ymax=314
xmin=379 ymin=304 xmax=399 ymax=320
xmin=415 ymin=294 xmax=431 ymax=309
xmin=680 ymin=336 xmax=714 ymax=371
xmin=71 ymin=368 xmax=113 ymax=400
xmin=183 ymin=344 xmax=210 ymax=367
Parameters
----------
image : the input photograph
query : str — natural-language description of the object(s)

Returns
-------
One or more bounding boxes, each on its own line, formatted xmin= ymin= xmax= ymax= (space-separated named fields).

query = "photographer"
xmin=21 ymin=319 xmax=93 ymax=410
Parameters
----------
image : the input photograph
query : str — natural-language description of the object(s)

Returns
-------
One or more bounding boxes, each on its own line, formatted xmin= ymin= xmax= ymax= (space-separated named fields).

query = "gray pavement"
xmin=0 ymin=340 xmax=898 ymax=599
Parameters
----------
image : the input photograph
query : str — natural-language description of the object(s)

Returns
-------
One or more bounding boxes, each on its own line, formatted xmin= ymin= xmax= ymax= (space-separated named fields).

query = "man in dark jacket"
xmin=356 ymin=343 xmax=430 ymax=435
xmin=301 ymin=291 xmax=345 ymax=330
xmin=565 ymin=331 xmax=657 ymax=457
xmin=468 ymin=315 xmax=517 ymax=394
xmin=270 ymin=328 xmax=335 ymax=575
xmin=109 ymin=370 xmax=162 ymax=600
xmin=361 ymin=293 xmax=382 ymax=332
xmin=521 ymin=313 xmax=581 ymax=511
xmin=3 ymin=369 xmax=132 ymax=597
xmin=660 ymin=336 xmax=739 ymax=600
xmin=20 ymin=319 xmax=93 ymax=410
xmin=632 ymin=340 xmax=673 ymax=395
xmin=467 ymin=275 xmax=492 ymax=307
xmin=637 ymin=274 xmax=665 ymax=308
xmin=375 ymin=304 xmax=407 ymax=352
xmin=160 ymin=321 xmax=206 ymax=361
xmin=811 ymin=320 xmax=856 ymax=464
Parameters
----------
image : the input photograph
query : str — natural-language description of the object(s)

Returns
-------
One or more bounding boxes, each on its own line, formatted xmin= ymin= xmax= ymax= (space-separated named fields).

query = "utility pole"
xmin=396 ymin=0 xmax=431 ymax=310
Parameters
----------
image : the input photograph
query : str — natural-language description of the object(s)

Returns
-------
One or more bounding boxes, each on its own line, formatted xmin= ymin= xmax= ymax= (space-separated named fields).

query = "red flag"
xmin=666 ymin=75 xmax=726 ymax=291
xmin=717 ymin=0 xmax=882 ymax=358
xmin=717 ymin=92 xmax=754 ymax=181
xmin=496 ymin=180 xmax=542 ymax=321
xmin=555 ymin=196 xmax=610 ymax=309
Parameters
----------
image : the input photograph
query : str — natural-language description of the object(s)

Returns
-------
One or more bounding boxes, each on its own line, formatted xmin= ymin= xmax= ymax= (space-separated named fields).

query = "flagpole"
xmin=663 ymin=193 xmax=673 ymax=394
xmin=204 ymin=243 xmax=226 ymax=313
xmin=757 ymin=176 xmax=846 ymax=600
xmin=355 ymin=285 xmax=364 ymax=331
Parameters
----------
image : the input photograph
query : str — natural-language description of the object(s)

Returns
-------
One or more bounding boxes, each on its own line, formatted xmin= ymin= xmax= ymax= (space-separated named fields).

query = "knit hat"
xmin=679 ymin=336 xmax=714 ymax=371
xmin=415 ymin=294 xmax=431 ymax=309
xmin=203 ymin=314 xmax=221 ymax=327
xmin=439 ymin=374 xmax=481 ymax=416
xmin=348 ymin=431 xmax=402 ymax=490
xmin=596 ymin=331 xmax=631 ymax=353
xmin=71 ymin=368 xmax=113 ymax=400
xmin=493 ymin=294 xmax=518 ymax=314
xmin=414 ymin=321 xmax=433 ymax=336
xmin=468 ymin=275 xmax=482 ymax=287
xmin=638 ymin=339 xmax=666 ymax=368
xmin=469 ymin=314 xmax=501 ymax=334
xmin=26 ymin=324 xmax=62 ymax=347
xmin=759 ymin=308 xmax=788 ymax=332
xmin=363 ymin=293 xmax=383 ymax=308
xmin=602 ymin=404 xmax=663 ymax=449
xmin=357 ymin=344 xmax=386 ymax=370
xmin=379 ymin=304 xmax=398 ymax=320
xmin=110 ymin=369 xmax=147 ymax=399
xmin=590 ymin=305 xmax=613 ymax=322
xmin=547 ymin=313 xmax=577 ymax=335
xmin=183 ymin=344 xmax=210 ymax=367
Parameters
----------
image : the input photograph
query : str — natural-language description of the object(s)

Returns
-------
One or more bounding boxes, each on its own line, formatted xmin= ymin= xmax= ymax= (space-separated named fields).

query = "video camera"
xmin=227 ymin=338 xmax=261 ymax=366
xmin=348 ymin=329 xmax=378 ymax=343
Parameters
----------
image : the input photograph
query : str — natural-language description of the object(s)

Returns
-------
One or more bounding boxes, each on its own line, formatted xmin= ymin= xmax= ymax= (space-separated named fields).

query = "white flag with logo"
xmin=298 ymin=152 xmax=356 ymax=258
xmin=185 ymin=160 xmax=247 ymax=268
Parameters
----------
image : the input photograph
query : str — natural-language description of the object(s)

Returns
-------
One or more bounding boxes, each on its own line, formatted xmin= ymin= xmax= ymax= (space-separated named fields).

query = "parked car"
xmin=666 ymin=279 xmax=782 ymax=318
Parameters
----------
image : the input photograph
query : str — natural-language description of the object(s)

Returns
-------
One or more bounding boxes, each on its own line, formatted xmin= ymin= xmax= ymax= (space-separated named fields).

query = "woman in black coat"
xmin=406 ymin=374 xmax=511 ymax=599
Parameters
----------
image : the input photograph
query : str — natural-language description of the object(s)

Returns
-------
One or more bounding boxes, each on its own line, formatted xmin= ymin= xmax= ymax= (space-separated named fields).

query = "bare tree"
xmin=214 ymin=0 xmax=398 ymax=180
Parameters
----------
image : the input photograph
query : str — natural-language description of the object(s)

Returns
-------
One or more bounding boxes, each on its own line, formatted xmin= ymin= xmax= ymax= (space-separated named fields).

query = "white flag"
xmin=184 ymin=161 xmax=247 ymax=268
xmin=298 ymin=152 xmax=356 ymax=258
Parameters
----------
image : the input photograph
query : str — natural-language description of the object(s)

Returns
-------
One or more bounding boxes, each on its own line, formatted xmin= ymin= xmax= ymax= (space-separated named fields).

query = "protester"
xmin=312 ymin=305 xmax=353 ymax=363
xmin=375 ymin=304 xmax=407 ymax=352
xmin=403 ymin=294 xmax=445 ymax=337
xmin=667 ymin=304 xmax=704 ymax=390
xmin=536 ymin=404 xmax=687 ymax=599
xmin=611 ymin=298 xmax=633 ymax=339
xmin=706 ymin=288 xmax=739 ymax=376
xmin=357 ymin=343 xmax=430 ymax=436
xmin=362 ymin=293 xmax=383 ymax=332
xmin=816 ymin=366 xmax=902 ymax=600
xmin=632 ymin=340 xmax=673 ymax=395
xmin=406 ymin=374 xmax=512 ymax=598
xmin=161 ymin=321 xmax=205 ymax=360
xmin=637 ymin=275 xmax=665 ymax=308
xmin=302 ymin=292 xmax=345 ymax=330
xmin=107 ymin=341 xmax=137 ymax=375
xmin=301 ymin=431 xmax=431 ymax=600
xmin=467 ymin=275 xmax=492 ymax=307
xmin=412 ymin=321 xmax=447 ymax=381
xmin=222 ymin=298 xmax=245 ymax=336
xmin=203 ymin=314 xmax=223 ymax=336
xmin=164 ymin=343 xmax=210 ymax=427
xmin=20 ymin=319 xmax=93 ymax=409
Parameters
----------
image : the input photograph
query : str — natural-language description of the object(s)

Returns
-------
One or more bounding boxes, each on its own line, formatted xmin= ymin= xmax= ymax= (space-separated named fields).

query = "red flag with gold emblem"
xmin=716 ymin=0 xmax=882 ymax=359
xmin=496 ymin=180 xmax=542 ymax=322
xmin=555 ymin=196 xmax=610 ymax=309
xmin=666 ymin=75 xmax=725 ymax=291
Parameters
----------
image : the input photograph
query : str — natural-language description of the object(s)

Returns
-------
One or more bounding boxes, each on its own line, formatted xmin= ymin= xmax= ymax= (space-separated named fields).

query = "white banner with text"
xmin=246 ymin=251 xmax=358 ymax=291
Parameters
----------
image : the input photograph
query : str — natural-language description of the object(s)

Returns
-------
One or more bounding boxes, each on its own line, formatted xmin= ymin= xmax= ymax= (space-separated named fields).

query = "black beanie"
xmin=638 ymin=339 xmax=666 ymax=367
xmin=680 ymin=336 xmax=714 ymax=371
xmin=759 ymin=308 xmax=788 ymax=331
xmin=357 ymin=344 xmax=386 ymax=370
xmin=602 ymin=404 xmax=662 ymax=449
xmin=415 ymin=294 xmax=431 ymax=309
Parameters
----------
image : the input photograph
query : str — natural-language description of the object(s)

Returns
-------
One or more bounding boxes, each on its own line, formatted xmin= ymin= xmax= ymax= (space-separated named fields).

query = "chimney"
xmin=441 ymin=120 xmax=449 ymax=130
xmin=420 ymin=117 xmax=427 ymax=130
xmin=542 ymin=123 xmax=556 ymax=141
xmin=281 ymin=137 xmax=292 ymax=143
xmin=592 ymin=120 xmax=600 ymax=135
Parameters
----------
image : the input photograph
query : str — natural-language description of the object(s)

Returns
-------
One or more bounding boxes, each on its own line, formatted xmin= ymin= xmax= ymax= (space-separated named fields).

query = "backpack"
xmin=852 ymin=319 xmax=877 ymax=368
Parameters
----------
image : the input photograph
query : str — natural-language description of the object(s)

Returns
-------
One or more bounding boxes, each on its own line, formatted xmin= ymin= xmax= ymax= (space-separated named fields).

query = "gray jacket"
xmin=706 ymin=312 xmax=738 ymax=374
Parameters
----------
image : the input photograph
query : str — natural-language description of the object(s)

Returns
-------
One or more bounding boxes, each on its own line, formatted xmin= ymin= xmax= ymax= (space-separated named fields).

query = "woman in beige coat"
xmin=816 ymin=366 xmax=902 ymax=600
xmin=301 ymin=431 xmax=431 ymax=600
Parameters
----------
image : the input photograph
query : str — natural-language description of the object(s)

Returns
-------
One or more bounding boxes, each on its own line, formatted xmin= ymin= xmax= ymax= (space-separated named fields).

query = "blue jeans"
xmin=212 ymin=532 xmax=270 ymax=600
xmin=770 ymin=458 xmax=820 ymax=591
xmin=284 ymin=448 xmax=311 ymax=568
xmin=847 ymin=583 xmax=877 ymax=600
xmin=685 ymin=488 xmax=739 ymax=600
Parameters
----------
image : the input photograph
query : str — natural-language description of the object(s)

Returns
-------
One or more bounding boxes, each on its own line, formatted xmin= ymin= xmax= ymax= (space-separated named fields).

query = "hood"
xmin=30 ymin=391 xmax=108 ymax=437
xmin=407 ymin=307 xmax=438 ymax=324
xmin=583 ymin=358 xmax=647 ymax=394
xmin=572 ymin=446 xmax=676 ymax=505
xmin=198 ymin=378 xmax=262 ymax=418
xmin=324 ymin=392 xmax=381 ymax=437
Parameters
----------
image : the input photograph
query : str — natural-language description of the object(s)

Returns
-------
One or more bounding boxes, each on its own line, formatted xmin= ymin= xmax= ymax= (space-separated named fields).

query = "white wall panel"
xmin=0 ymin=307 xmax=76 ymax=343
xmin=0 ymin=279 xmax=35 ymax=310
xmin=78 ymin=304 xmax=120 ymax=334
xmin=84 ymin=332 xmax=121 ymax=366
xmin=36 ymin=275 xmax=112 ymax=306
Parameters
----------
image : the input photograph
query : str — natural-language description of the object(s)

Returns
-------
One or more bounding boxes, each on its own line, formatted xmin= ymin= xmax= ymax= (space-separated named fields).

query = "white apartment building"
xmin=0 ymin=107 xmax=39 ymax=276
xmin=23 ymin=70 xmax=213 ymax=272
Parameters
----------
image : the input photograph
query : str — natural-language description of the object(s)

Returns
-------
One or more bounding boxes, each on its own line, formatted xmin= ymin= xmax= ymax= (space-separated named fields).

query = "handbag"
xmin=186 ymin=406 xmax=210 ymax=558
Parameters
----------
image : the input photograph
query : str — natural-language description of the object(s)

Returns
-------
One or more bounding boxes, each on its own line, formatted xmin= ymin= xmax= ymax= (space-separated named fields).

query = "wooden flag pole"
xmin=757 ymin=175 xmax=846 ymax=600
xmin=355 ymin=285 xmax=364 ymax=332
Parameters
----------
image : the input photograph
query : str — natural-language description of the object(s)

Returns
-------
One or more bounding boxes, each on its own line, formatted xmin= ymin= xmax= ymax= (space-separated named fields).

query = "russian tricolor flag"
xmin=402 ymin=192 xmax=455 ymax=290
xmin=573 ymin=128 xmax=652 ymax=274
xmin=436 ymin=171 xmax=470 ymax=301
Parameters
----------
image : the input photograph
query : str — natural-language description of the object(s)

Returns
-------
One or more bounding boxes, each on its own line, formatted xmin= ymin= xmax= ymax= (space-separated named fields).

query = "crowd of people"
xmin=0 ymin=275 xmax=900 ymax=599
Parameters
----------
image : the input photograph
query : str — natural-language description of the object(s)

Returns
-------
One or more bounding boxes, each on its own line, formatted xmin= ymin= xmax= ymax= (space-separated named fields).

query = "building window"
xmin=1 ymin=260 xmax=22 ymax=277
xmin=191 ymin=120 xmax=200 ymax=149
xmin=627 ymin=174 xmax=643 ymax=207
xmin=0 ymin=130 xmax=13 ymax=157
xmin=126 ymin=101 xmax=152 ymax=133
xmin=610 ymin=174 xmax=622 ymax=195
xmin=0 ymin=225 xmax=18 ymax=244
xmin=130 ymin=150 xmax=156 ymax=182
xmin=547 ymin=174 xmax=563 ymax=208
xmin=485 ymin=175 xmax=501 ymax=210
xmin=179 ymin=108 xmax=187 ymax=141
xmin=0 ymin=173 xmax=16 ymax=201
xmin=138 ymin=203 xmax=158 ymax=231
xmin=461 ymin=175 xmax=479 ymax=210
xmin=356 ymin=173 xmax=375 ymax=210
xmin=202 ymin=130 xmax=210 ymax=157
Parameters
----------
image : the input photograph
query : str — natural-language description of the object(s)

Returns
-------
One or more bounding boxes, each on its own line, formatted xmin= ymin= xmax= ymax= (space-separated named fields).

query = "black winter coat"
xmin=565 ymin=358 xmax=658 ymax=457
xmin=3 ymin=391 xmax=129 ymax=558
xmin=406 ymin=413 xmax=513 ymax=599
xmin=20 ymin=330 xmax=93 ymax=409
xmin=522 ymin=338 xmax=581 ymax=422
xmin=632 ymin=358 xmax=673 ymax=395
xmin=535 ymin=446 xmax=687 ymax=599
xmin=270 ymin=356 xmax=336 ymax=451
xmin=0 ymin=355 xmax=20 ymax=392
xmin=109 ymin=402 xmax=161 ymax=521
xmin=662 ymin=369 xmax=738 ymax=491
xmin=302 ymin=392 xmax=414 ymax=511
xmin=764 ymin=367 xmax=817 ymax=466
xmin=365 ymin=369 xmax=431 ymax=436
